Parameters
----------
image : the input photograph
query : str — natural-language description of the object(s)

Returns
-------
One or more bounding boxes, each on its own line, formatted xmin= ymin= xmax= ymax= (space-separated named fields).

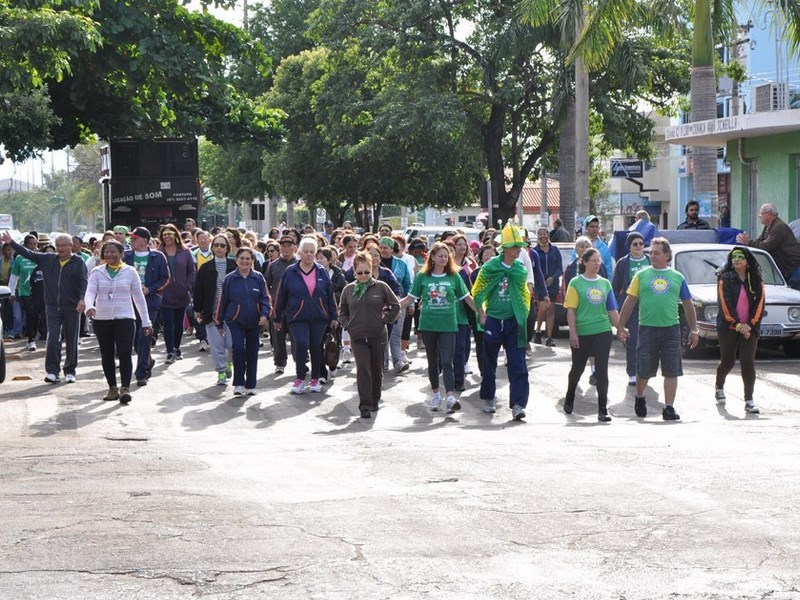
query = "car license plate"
xmin=760 ymin=325 xmax=783 ymax=337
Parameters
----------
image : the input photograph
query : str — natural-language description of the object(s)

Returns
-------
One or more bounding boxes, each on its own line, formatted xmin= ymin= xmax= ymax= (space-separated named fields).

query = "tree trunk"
xmin=574 ymin=10 xmax=590 ymax=224
xmin=690 ymin=0 xmax=718 ymax=227
xmin=559 ymin=97 xmax=576 ymax=238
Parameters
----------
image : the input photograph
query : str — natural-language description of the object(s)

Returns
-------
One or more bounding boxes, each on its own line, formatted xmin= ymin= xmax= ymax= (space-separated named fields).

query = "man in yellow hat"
xmin=473 ymin=221 xmax=545 ymax=420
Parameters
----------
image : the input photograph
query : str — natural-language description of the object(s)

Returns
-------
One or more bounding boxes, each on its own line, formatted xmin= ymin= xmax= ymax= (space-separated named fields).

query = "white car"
xmin=0 ymin=285 xmax=10 ymax=383
xmin=670 ymin=244 xmax=800 ymax=357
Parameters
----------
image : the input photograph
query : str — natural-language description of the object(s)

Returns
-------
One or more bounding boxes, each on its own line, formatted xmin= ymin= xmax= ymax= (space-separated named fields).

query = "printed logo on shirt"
xmin=498 ymin=276 xmax=509 ymax=297
xmin=649 ymin=276 xmax=671 ymax=295
xmin=585 ymin=286 xmax=605 ymax=305
xmin=426 ymin=282 xmax=451 ymax=308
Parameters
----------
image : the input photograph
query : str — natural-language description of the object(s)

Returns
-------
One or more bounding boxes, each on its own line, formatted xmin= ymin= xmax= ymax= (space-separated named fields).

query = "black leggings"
xmin=93 ymin=319 xmax=136 ymax=388
xmin=421 ymin=330 xmax=455 ymax=392
xmin=566 ymin=330 xmax=612 ymax=409
xmin=715 ymin=327 xmax=758 ymax=400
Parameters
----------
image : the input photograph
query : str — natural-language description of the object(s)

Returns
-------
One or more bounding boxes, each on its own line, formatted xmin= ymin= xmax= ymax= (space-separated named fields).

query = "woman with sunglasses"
xmin=714 ymin=246 xmax=764 ymax=414
xmin=611 ymin=232 xmax=651 ymax=386
xmin=194 ymin=235 xmax=237 ymax=386
xmin=215 ymin=247 xmax=271 ymax=395
xmin=339 ymin=251 xmax=400 ymax=418
xmin=158 ymin=224 xmax=195 ymax=364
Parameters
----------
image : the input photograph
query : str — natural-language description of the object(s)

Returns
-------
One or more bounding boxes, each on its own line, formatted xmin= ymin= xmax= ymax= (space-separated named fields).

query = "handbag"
xmin=323 ymin=327 xmax=340 ymax=369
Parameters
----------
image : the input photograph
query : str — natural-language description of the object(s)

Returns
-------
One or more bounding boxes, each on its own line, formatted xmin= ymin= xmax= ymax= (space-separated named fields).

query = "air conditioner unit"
xmin=754 ymin=82 xmax=787 ymax=112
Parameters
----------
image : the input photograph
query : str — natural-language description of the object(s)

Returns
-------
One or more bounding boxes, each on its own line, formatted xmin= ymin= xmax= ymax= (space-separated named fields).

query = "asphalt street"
xmin=1 ymin=332 xmax=799 ymax=599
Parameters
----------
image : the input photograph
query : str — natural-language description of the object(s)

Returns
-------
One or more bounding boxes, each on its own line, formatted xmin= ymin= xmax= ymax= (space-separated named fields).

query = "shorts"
xmin=546 ymin=283 xmax=559 ymax=301
xmin=637 ymin=324 xmax=683 ymax=379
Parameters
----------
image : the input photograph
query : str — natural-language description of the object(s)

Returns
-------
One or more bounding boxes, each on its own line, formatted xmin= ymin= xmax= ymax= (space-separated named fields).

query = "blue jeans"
xmin=453 ymin=323 xmax=471 ymax=386
xmin=161 ymin=306 xmax=187 ymax=355
xmin=134 ymin=304 xmax=160 ymax=380
xmin=625 ymin=309 xmax=640 ymax=377
xmin=229 ymin=323 xmax=260 ymax=388
xmin=288 ymin=321 xmax=328 ymax=380
xmin=638 ymin=325 xmax=682 ymax=379
xmin=480 ymin=316 xmax=529 ymax=408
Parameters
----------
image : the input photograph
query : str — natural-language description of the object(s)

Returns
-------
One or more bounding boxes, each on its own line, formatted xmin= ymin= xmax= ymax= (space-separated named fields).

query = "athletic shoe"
xmin=226 ymin=362 xmax=233 ymax=378
xmin=328 ymin=368 xmax=338 ymax=379
xmin=44 ymin=373 xmax=60 ymax=384
xmin=745 ymin=400 xmax=760 ymax=414
xmin=291 ymin=379 xmax=305 ymax=394
xmin=25 ymin=341 xmax=36 ymax=351
xmin=275 ymin=365 xmax=284 ymax=375
xmin=360 ymin=408 xmax=372 ymax=419
xmin=464 ymin=363 xmax=472 ymax=375
xmin=563 ymin=396 xmax=574 ymax=415
xmin=634 ymin=396 xmax=647 ymax=418
xmin=103 ymin=387 xmax=120 ymax=401
xmin=198 ymin=340 xmax=209 ymax=352
xmin=119 ymin=387 xmax=132 ymax=404
xmin=589 ymin=373 xmax=597 ymax=386
xmin=483 ymin=398 xmax=496 ymax=414
xmin=64 ymin=374 xmax=76 ymax=384
xmin=136 ymin=379 xmax=148 ymax=387
xmin=165 ymin=353 xmax=176 ymax=364
xmin=512 ymin=404 xmax=526 ymax=421
xmin=394 ymin=361 xmax=410 ymax=375
xmin=628 ymin=375 xmax=637 ymax=386
xmin=598 ymin=411 xmax=612 ymax=422
xmin=175 ymin=348 xmax=183 ymax=360
xmin=445 ymin=396 xmax=461 ymax=414
xmin=715 ymin=388 xmax=726 ymax=405
xmin=245 ymin=389 xmax=256 ymax=396
xmin=216 ymin=372 xmax=228 ymax=386
xmin=233 ymin=386 xmax=245 ymax=396
xmin=318 ymin=377 xmax=327 ymax=385
xmin=662 ymin=405 xmax=680 ymax=421
xmin=545 ymin=337 xmax=556 ymax=347
xmin=430 ymin=392 xmax=442 ymax=412
xmin=533 ymin=331 xmax=542 ymax=345
xmin=309 ymin=379 xmax=322 ymax=393
xmin=341 ymin=347 xmax=352 ymax=364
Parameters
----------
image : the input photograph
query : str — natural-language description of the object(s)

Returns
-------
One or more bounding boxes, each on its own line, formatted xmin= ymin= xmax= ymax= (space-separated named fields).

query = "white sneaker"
xmin=512 ymin=404 xmax=526 ymax=421
xmin=745 ymin=400 xmax=760 ymax=414
xmin=309 ymin=379 xmax=322 ymax=393
xmin=233 ymin=386 xmax=245 ymax=396
xmin=26 ymin=341 xmax=36 ymax=351
xmin=44 ymin=373 xmax=60 ymax=384
xmin=198 ymin=340 xmax=209 ymax=352
xmin=464 ymin=363 xmax=472 ymax=375
xmin=341 ymin=347 xmax=352 ymax=364
xmin=430 ymin=392 xmax=442 ymax=412
xmin=394 ymin=361 xmax=410 ymax=375
xmin=291 ymin=379 xmax=306 ymax=394
xmin=483 ymin=398 xmax=496 ymax=414
xmin=445 ymin=395 xmax=461 ymax=414
xmin=245 ymin=388 xmax=256 ymax=396
xmin=64 ymin=373 xmax=76 ymax=384
xmin=715 ymin=388 xmax=726 ymax=405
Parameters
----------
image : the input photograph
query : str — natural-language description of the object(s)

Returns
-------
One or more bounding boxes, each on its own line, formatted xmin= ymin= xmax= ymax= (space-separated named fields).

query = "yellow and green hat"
xmin=498 ymin=221 xmax=527 ymax=249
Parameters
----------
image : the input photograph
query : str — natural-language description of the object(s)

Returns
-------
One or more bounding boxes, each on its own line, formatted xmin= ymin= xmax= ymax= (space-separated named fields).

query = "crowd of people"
xmin=3 ymin=201 xmax=797 ymax=420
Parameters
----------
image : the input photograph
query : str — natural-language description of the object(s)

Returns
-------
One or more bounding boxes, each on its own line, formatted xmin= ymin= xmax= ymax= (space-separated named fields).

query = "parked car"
xmin=0 ymin=285 xmax=10 ymax=383
xmin=670 ymin=244 xmax=800 ymax=357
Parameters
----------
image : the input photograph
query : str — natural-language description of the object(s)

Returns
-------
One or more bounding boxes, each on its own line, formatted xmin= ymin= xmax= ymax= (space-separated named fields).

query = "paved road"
xmin=1 ymin=334 xmax=799 ymax=599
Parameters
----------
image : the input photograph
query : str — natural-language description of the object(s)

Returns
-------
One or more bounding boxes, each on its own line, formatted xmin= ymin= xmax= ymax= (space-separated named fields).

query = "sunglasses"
xmin=355 ymin=270 xmax=371 ymax=275
xmin=212 ymin=243 xmax=228 ymax=248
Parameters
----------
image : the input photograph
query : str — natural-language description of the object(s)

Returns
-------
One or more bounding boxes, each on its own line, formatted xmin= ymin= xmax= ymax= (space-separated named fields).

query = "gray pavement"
xmin=1 ymin=333 xmax=800 ymax=599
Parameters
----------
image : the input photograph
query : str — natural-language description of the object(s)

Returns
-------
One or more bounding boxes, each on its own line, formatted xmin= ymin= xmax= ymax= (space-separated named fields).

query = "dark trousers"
xmin=401 ymin=307 xmax=413 ymax=342
xmin=94 ymin=318 xmax=136 ymax=388
xmin=480 ymin=316 xmax=529 ymax=408
xmin=469 ymin=311 xmax=486 ymax=377
xmin=351 ymin=334 xmax=386 ymax=410
xmin=288 ymin=321 xmax=328 ymax=380
xmin=453 ymin=323 xmax=471 ymax=386
xmin=270 ymin=318 xmax=290 ymax=367
xmin=624 ymin=309 xmax=640 ymax=377
xmin=45 ymin=307 xmax=81 ymax=377
xmin=185 ymin=304 xmax=207 ymax=341
xmin=567 ymin=330 xmax=612 ymax=410
xmin=421 ymin=330 xmax=456 ymax=392
xmin=161 ymin=306 xmax=187 ymax=355
xmin=229 ymin=323 xmax=260 ymax=388
xmin=19 ymin=296 xmax=38 ymax=342
xmin=715 ymin=327 xmax=758 ymax=400
xmin=134 ymin=304 xmax=159 ymax=380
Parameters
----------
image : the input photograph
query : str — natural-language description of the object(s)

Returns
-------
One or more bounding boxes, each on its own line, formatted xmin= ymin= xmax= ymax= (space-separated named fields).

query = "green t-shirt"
xmin=564 ymin=275 xmax=617 ymax=336
xmin=628 ymin=255 xmax=650 ymax=281
xmin=11 ymin=255 xmax=37 ymax=297
xmin=409 ymin=271 xmax=469 ymax=332
xmin=484 ymin=262 xmax=520 ymax=320
xmin=133 ymin=253 xmax=149 ymax=285
xmin=626 ymin=266 xmax=691 ymax=327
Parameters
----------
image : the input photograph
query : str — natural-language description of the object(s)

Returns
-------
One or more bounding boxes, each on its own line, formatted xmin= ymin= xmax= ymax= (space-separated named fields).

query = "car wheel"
xmin=0 ymin=340 xmax=5 ymax=384
xmin=783 ymin=340 xmax=800 ymax=358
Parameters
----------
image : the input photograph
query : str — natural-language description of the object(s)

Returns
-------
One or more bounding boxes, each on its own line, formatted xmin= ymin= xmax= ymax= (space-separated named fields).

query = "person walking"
xmin=189 ymin=230 xmax=213 ymax=352
xmin=123 ymin=227 xmax=170 ymax=387
xmin=714 ymin=247 xmax=764 ymax=414
xmin=378 ymin=236 xmax=412 ymax=374
xmin=469 ymin=244 xmax=497 ymax=378
xmin=472 ymin=222 xmax=532 ymax=420
xmin=338 ymin=251 xmax=400 ymax=419
xmin=158 ymin=224 xmax=195 ymax=364
xmin=7 ymin=234 xmax=41 ymax=351
xmin=274 ymin=237 xmax=338 ymax=395
xmin=611 ymin=232 xmax=651 ymax=386
xmin=563 ymin=248 xmax=621 ymax=422
xmin=84 ymin=240 xmax=152 ymax=404
xmin=736 ymin=203 xmax=800 ymax=290
xmin=215 ymin=248 xmax=271 ymax=395
xmin=400 ymin=242 xmax=476 ymax=414
xmin=617 ymin=237 xmax=700 ymax=421
xmin=532 ymin=226 xmax=563 ymax=346
xmin=263 ymin=234 xmax=296 ymax=374
xmin=194 ymin=234 xmax=236 ymax=386
xmin=1 ymin=231 xmax=88 ymax=383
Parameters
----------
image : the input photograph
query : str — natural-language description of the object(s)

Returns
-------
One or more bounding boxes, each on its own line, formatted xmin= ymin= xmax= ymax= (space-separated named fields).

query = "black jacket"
xmin=11 ymin=241 xmax=88 ymax=310
xmin=716 ymin=270 xmax=765 ymax=333
xmin=193 ymin=257 xmax=236 ymax=322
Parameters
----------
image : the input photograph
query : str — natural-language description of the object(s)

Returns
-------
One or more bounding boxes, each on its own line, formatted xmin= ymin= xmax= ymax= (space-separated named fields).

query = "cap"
xmin=113 ymin=225 xmax=129 ymax=234
xmin=626 ymin=231 xmax=644 ymax=248
xmin=379 ymin=236 xmax=395 ymax=249
xmin=584 ymin=215 xmax=599 ymax=228
xmin=131 ymin=226 xmax=151 ymax=240
xmin=408 ymin=239 xmax=427 ymax=251
xmin=279 ymin=234 xmax=296 ymax=244
xmin=469 ymin=240 xmax=481 ymax=250
xmin=324 ymin=220 xmax=334 ymax=226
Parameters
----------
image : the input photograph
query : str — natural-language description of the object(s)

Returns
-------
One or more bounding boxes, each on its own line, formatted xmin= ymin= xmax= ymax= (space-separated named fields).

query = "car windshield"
xmin=674 ymin=249 xmax=784 ymax=285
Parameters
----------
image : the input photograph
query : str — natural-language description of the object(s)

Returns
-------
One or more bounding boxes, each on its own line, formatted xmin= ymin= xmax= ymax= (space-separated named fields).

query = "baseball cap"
xmin=131 ymin=226 xmax=151 ymax=240
xmin=584 ymin=215 xmax=599 ymax=228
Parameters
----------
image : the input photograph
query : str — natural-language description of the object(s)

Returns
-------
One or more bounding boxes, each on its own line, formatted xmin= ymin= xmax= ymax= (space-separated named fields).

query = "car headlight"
xmin=788 ymin=307 xmax=800 ymax=322
xmin=704 ymin=305 xmax=719 ymax=322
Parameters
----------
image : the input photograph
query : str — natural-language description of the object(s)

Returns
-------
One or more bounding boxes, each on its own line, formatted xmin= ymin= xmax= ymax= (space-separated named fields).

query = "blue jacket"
xmin=274 ymin=262 xmax=338 ymax=324
xmin=532 ymin=244 xmax=563 ymax=289
xmin=216 ymin=269 xmax=271 ymax=329
xmin=123 ymin=249 xmax=170 ymax=310
xmin=526 ymin=248 xmax=549 ymax=300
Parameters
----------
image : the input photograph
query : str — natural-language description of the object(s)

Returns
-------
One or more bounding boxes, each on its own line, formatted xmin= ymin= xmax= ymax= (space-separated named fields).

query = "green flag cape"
xmin=472 ymin=256 xmax=531 ymax=348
